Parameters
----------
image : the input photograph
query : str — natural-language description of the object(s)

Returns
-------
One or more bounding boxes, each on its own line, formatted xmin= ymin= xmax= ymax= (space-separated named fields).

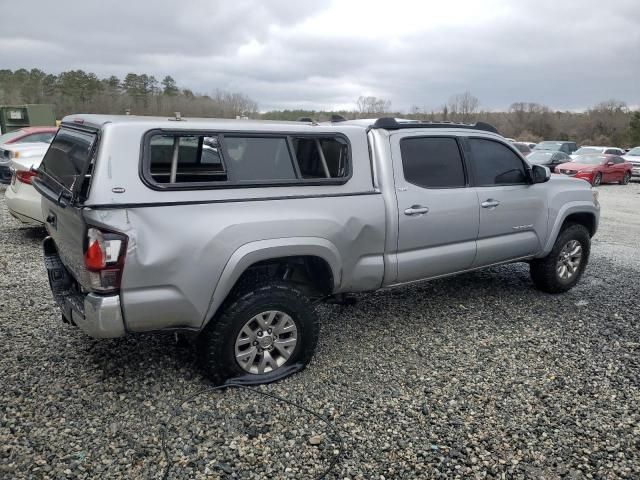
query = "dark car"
xmin=527 ymin=151 xmax=571 ymax=168
xmin=555 ymin=154 xmax=632 ymax=186
xmin=533 ymin=141 xmax=578 ymax=155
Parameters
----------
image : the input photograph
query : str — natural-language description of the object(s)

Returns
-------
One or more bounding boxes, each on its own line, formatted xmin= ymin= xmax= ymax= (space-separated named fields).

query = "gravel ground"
xmin=1 ymin=182 xmax=639 ymax=479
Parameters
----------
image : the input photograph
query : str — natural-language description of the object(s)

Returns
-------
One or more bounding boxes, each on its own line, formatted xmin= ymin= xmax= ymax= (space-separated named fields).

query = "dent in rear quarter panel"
xmin=113 ymin=194 xmax=386 ymax=332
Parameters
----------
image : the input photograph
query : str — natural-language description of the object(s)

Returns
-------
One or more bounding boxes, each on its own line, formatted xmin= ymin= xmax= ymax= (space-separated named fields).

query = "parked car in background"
xmin=0 ymin=126 xmax=57 ymax=146
xmin=5 ymin=151 xmax=46 ymax=224
xmin=570 ymin=146 xmax=625 ymax=159
xmin=527 ymin=151 xmax=571 ymax=168
xmin=511 ymin=142 xmax=532 ymax=155
xmin=622 ymin=146 xmax=640 ymax=178
xmin=555 ymin=154 xmax=632 ymax=186
xmin=533 ymin=141 xmax=578 ymax=155
xmin=0 ymin=142 xmax=50 ymax=183
xmin=519 ymin=142 xmax=537 ymax=149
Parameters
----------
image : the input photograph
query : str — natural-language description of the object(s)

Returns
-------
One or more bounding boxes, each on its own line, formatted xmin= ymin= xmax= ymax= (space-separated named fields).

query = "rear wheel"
xmin=530 ymin=223 xmax=590 ymax=293
xmin=197 ymin=282 xmax=319 ymax=385
xmin=592 ymin=173 xmax=602 ymax=186
xmin=621 ymin=171 xmax=631 ymax=185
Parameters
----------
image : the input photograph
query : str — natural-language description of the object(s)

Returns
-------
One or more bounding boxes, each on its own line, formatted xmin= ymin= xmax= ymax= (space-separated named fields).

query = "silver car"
xmin=35 ymin=115 xmax=600 ymax=384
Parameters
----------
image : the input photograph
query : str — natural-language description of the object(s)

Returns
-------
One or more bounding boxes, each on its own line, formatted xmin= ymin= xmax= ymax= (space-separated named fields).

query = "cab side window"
xmin=400 ymin=137 xmax=466 ymax=188
xmin=468 ymin=138 xmax=528 ymax=186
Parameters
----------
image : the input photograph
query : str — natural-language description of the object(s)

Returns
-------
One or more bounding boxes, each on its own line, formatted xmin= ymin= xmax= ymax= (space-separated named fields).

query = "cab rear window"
xmin=39 ymin=127 xmax=97 ymax=192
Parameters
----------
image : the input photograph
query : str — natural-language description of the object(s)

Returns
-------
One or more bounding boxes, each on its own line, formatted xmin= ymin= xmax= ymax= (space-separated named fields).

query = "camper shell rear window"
xmin=38 ymin=126 xmax=98 ymax=196
xmin=141 ymin=130 xmax=351 ymax=189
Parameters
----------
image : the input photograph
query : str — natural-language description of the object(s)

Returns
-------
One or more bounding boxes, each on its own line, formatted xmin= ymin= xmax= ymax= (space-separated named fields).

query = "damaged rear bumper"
xmin=43 ymin=236 xmax=126 ymax=338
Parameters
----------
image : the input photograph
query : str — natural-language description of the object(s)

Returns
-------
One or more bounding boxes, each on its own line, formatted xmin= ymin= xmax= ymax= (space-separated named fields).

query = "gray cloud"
xmin=0 ymin=0 xmax=638 ymax=111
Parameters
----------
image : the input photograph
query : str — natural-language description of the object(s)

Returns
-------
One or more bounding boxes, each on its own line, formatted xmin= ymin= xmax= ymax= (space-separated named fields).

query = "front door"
xmin=465 ymin=137 xmax=548 ymax=267
xmin=391 ymin=134 xmax=479 ymax=284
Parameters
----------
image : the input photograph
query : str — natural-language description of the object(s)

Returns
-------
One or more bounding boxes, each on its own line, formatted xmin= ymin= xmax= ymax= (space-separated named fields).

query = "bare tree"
xmin=447 ymin=91 xmax=479 ymax=122
xmin=356 ymin=96 xmax=392 ymax=116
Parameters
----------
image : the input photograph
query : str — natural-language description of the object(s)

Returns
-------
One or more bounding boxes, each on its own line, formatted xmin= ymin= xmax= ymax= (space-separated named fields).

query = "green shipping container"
xmin=0 ymin=104 xmax=56 ymax=133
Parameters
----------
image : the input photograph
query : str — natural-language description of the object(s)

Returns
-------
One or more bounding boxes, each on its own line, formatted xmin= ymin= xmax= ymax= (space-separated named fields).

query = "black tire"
xmin=530 ymin=223 xmax=590 ymax=294
xmin=197 ymin=282 xmax=319 ymax=385
xmin=592 ymin=172 xmax=602 ymax=186
xmin=621 ymin=171 xmax=631 ymax=185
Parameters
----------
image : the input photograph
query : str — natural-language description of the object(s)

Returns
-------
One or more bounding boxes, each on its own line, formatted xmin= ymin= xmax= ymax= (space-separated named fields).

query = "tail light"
xmin=16 ymin=170 xmax=37 ymax=185
xmin=85 ymin=227 xmax=128 ymax=292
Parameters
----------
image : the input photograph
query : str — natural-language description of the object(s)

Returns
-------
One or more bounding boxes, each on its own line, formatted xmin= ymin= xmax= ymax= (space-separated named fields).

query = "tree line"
xmin=1 ymin=69 xmax=638 ymax=146
xmin=0 ymin=68 xmax=258 ymax=119
xmin=265 ymin=94 xmax=640 ymax=147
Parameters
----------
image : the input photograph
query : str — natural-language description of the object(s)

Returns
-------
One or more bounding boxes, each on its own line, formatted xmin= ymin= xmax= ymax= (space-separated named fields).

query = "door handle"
xmin=404 ymin=205 xmax=429 ymax=215
xmin=481 ymin=199 xmax=500 ymax=208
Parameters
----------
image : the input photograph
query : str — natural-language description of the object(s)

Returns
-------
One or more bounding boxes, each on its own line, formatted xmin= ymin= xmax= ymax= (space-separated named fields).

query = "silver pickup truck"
xmin=34 ymin=115 xmax=599 ymax=384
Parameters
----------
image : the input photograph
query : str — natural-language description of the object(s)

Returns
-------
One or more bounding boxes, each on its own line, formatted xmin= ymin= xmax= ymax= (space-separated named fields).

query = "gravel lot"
xmin=1 ymin=182 xmax=639 ymax=479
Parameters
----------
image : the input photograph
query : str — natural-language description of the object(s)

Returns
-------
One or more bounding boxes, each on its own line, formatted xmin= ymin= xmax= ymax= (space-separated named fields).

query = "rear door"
xmin=465 ymin=137 xmax=547 ymax=267
xmin=35 ymin=126 xmax=99 ymax=288
xmin=610 ymin=156 xmax=627 ymax=181
xmin=390 ymin=134 xmax=479 ymax=283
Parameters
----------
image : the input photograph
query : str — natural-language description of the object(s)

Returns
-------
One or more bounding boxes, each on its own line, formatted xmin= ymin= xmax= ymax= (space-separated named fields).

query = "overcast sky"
xmin=1 ymin=0 xmax=639 ymax=112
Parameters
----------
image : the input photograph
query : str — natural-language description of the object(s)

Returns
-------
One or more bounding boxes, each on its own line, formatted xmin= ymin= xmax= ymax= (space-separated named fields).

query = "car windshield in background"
xmin=572 ymin=155 xmax=605 ymax=165
xmin=39 ymin=128 xmax=96 ymax=191
xmin=0 ymin=131 xmax=23 ymax=144
xmin=512 ymin=143 xmax=530 ymax=153
xmin=627 ymin=147 xmax=640 ymax=156
xmin=534 ymin=142 xmax=563 ymax=150
xmin=574 ymin=147 xmax=602 ymax=155
xmin=527 ymin=152 xmax=555 ymax=164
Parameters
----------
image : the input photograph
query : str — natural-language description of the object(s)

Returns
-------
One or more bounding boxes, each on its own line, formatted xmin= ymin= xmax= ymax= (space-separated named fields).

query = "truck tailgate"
xmin=34 ymin=126 xmax=99 ymax=289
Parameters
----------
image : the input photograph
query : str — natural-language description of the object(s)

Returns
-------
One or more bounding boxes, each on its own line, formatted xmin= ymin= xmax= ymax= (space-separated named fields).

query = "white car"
xmin=0 ymin=142 xmax=50 ymax=183
xmin=570 ymin=146 xmax=625 ymax=160
xmin=623 ymin=146 xmax=640 ymax=177
xmin=5 ymin=146 xmax=48 ymax=224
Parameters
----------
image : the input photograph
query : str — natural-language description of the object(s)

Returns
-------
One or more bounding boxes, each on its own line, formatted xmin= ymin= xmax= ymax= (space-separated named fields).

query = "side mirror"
xmin=531 ymin=164 xmax=551 ymax=183
xmin=606 ymin=161 xmax=614 ymax=166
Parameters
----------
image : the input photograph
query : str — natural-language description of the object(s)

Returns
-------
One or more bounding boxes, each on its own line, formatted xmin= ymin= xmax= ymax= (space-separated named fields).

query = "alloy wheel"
xmin=234 ymin=310 xmax=298 ymax=374
xmin=556 ymin=240 xmax=583 ymax=280
xmin=592 ymin=173 xmax=602 ymax=186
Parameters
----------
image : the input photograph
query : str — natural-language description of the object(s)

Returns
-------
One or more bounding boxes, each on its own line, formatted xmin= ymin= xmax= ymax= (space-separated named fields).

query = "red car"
xmin=0 ymin=126 xmax=58 ymax=146
xmin=555 ymin=154 xmax=632 ymax=186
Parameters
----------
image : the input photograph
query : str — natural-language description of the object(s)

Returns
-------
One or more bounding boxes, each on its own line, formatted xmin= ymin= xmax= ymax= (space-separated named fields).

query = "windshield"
xmin=627 ymin=147 xmax=640 ymax=156
xmin=533 ymin=142 xmax=562 ymax=151
xmin=527 ymin=152 xmax=555 ymax=164
xmin=0 ymin=130 xmax=23 ymax=145
xmin=574 ymin=147 xmax=602 ymax=155
xmin=572 ymin=155 xmax=604 ymax=165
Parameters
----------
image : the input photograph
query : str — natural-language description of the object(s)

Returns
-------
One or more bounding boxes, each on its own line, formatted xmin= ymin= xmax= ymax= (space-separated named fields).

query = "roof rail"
xmin=371 ymin=117 xmax=499 ymax=134
xmin=331 ymin=114 xmax=347 ymax=122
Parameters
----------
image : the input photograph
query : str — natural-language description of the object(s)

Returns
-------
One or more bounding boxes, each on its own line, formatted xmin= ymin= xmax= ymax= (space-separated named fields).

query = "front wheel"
xmin=621 ymin=171 xmax=631 ymax=185
xmin=197 ymin=282 xmax=319 ymax=384
xmin=592 ymin=172 xmax=602 ymax=186
xmin=530 ymin=223 xmax=590 ymax=293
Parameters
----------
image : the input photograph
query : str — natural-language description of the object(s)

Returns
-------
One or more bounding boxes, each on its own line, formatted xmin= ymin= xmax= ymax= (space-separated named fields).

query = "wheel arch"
xmin=539 ymin=203 xmax=599 ymax=257
xmin=201 ymin=237 xmax=341 ymax=328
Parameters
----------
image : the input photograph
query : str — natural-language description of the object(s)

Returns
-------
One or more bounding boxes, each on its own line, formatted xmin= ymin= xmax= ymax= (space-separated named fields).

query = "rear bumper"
xmin=5 ymin=182 xmax=44 ymax=224
xmin=43 ymin=236 xmax=126 ymax=338
xmin=631 ymin=166 xmax=640 ymax=177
